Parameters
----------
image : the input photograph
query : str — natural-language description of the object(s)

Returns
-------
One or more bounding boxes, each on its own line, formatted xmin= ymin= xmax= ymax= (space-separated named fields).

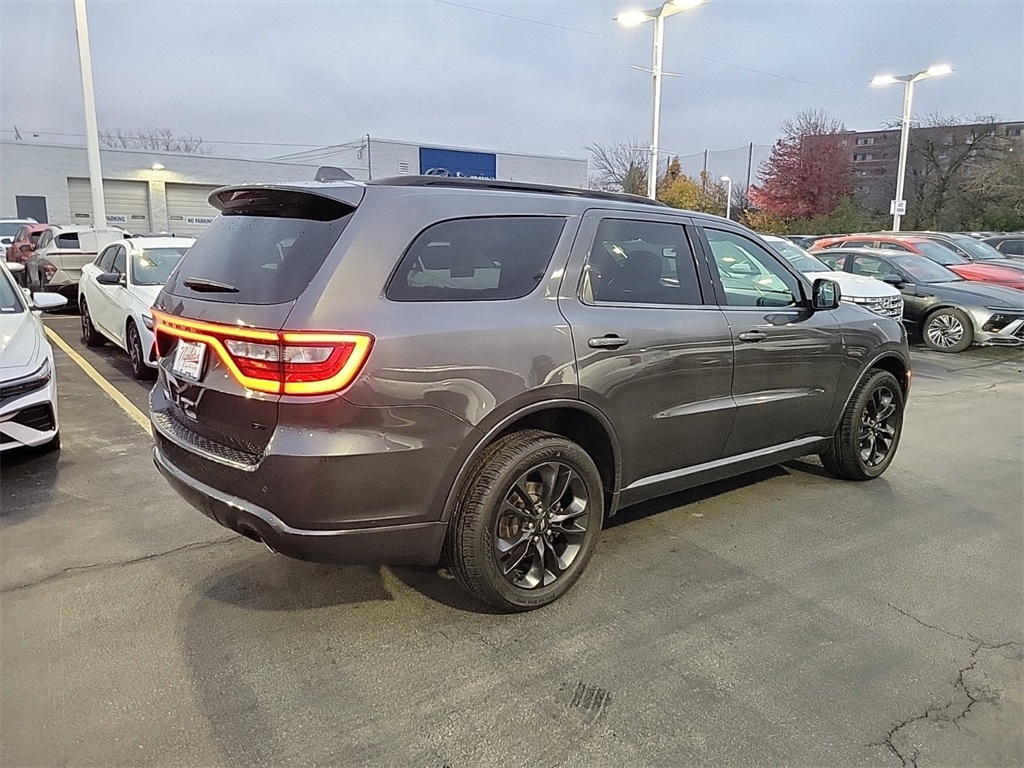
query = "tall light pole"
xmin=615 ymin=0 xmax=707 ymax=200
xmin=870 ymin=64 xmax=953 ymax=231
xmin=73 ymin=0 xmax=106 ymax=229
xmin=720 ymin=175 xmax=732 ymax=220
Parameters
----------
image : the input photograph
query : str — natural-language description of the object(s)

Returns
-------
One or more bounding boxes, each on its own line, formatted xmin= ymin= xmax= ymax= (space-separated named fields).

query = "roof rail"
xmin=366 ymin=175 xmax=667 ymax=207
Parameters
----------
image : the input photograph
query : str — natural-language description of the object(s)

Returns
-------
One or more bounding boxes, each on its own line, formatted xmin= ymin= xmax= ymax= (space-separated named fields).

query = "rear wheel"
xmin=820 ymin=370 xmax=904 ymax=481
xmin=922 ymin=308 xmax=973 ymax=353
xmin=445 ymin=430 xmax=604 ymax=612
xmin=127 ymin=321 xmax=154 ymax=380
xmin=80 ymin=300 xmax=104 ymax=347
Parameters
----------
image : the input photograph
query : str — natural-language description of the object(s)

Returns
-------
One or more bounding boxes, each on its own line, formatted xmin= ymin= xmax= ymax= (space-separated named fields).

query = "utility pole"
xmin=745 ymin=141 xmax=753 ymax=191
xmin=73 ymin=0 xmax=106 ymax=229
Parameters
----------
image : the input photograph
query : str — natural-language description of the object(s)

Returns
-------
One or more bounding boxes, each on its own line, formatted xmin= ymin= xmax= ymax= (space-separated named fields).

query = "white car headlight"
xmin=143 ymin=314 xmax=154 ymax=330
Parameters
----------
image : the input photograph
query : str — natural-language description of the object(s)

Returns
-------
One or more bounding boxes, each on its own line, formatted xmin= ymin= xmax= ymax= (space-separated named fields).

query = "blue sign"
xmin=419 ymin=147 xmax=496 ymax=179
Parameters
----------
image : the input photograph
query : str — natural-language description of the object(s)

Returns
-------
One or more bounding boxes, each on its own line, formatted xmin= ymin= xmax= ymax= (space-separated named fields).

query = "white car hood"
xmin=0 ymin=311 xmax=42 ymax=373
xmin=132 ymin=284 xmax=163 ymax=308
xmin=804 ymin=270 xmax=901 ymax=299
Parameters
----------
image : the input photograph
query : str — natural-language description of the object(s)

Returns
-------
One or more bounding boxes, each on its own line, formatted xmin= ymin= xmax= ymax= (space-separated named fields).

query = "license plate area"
xmin=171 ymin=339 xmax=207 ymax=382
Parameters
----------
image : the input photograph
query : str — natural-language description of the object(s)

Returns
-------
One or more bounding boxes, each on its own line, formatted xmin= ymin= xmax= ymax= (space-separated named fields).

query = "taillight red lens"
xmin=152 ymin=310 xmax=373 ymax=396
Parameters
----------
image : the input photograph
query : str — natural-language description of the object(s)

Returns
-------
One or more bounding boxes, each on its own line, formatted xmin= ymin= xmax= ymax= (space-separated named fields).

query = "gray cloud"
xmin=2 ymin=0 xmax=1021 ymax=166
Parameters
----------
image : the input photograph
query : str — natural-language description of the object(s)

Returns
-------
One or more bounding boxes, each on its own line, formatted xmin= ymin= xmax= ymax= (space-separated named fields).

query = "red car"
xmin=812 ymin=235 xmax=1024 ymax=291
xmin=5 ymin=223 xmax=49 ymax=265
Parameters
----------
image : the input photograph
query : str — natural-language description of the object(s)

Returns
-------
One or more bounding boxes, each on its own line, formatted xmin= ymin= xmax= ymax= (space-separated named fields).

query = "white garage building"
xmin=1 ymin=138 xmax=590 ymax=236
xmin=0 ymin=141 xmax=319 ymax=235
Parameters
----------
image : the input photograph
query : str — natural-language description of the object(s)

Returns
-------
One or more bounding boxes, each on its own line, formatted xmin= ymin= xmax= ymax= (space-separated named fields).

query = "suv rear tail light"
xmin=153 ymin=310 xmax=373 ymax=396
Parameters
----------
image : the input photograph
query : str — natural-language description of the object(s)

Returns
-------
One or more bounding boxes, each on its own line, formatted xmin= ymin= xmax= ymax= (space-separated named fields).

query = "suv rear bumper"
xmin=154 ymin=445 xmax=447 ymax=565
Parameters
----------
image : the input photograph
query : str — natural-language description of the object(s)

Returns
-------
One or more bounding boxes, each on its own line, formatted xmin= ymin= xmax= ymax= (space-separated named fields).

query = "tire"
xmin=922 ymin=307 xmax=973 ymax=353
xmin=80 ymin=300 xmax=104 ymax=347
xmin=126 ymin=321 xmax=154 ymax=380
xmin=820 ymin=370 xmax=905 ymax=481
xmin=445 ymin=429 xmax=604 ymax=612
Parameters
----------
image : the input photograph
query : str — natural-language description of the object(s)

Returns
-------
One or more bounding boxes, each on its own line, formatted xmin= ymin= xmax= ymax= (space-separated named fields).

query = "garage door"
xmin=68 ymin=178 xmax=150 ymax=233
xmin=165 ymin=183 xmax=220 ymax=235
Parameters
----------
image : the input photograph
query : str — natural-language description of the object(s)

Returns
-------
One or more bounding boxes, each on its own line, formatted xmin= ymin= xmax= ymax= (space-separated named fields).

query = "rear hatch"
xmin=152 ymin=185 xmax=364 ymax=458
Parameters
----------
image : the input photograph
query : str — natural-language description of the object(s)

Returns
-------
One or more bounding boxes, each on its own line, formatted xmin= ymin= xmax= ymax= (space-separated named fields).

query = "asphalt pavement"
xmin=2 ymin=315 xmax=1022 ymax=767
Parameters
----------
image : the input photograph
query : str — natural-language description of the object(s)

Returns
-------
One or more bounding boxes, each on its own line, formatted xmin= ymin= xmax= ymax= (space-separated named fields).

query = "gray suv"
xmin=150 ymin=177 xmax=910 ymax=611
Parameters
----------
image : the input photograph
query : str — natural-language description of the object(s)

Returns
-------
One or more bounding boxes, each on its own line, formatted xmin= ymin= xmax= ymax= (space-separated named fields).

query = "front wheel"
xmin=127 ymin=321 xmax=154 ymax=380
xmin=923 ymin=308 xmax=973 ymax=353
xmin=445 ymin=430 xmax=604 ymax=612
xmin=820 ymin=370 xmax=905 ymax=481
xmin=80 ymin=300 xmax=104 ymax=347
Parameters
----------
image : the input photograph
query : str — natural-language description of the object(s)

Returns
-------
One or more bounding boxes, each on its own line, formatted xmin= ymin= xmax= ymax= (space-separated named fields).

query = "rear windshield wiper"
xmin=183 ymin=277 xmax=239 ymax=293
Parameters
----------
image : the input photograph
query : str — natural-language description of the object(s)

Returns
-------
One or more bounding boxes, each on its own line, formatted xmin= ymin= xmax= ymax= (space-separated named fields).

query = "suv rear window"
xmin=387 ymin=217 xmax=565 ymax=302
xmin=164 ymin=189 xmax=354 ymax=305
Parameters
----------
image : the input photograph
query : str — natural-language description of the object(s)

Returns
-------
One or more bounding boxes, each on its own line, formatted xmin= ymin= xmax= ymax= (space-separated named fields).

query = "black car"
xmin=814 ymin=247 xmax=1024 ymax=353
xmin=983 ymin=235 xmax=1024 ymax=259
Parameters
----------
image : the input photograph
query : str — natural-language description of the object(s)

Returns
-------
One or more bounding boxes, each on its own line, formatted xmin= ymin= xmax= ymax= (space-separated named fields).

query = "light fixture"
xmin=870 ymin=74 xmax=899 ymax=86
xmin=925 ymin=63 xmax=953 ymax=78
xmin=614 ymin=9 xmax=652 ymax=26
xmin=151 ymin=162 xmax=165 ymax=171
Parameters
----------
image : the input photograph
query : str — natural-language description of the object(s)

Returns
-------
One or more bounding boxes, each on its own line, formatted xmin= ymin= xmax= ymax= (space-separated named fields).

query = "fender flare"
xmin=437 ymin=398 xmax=622 ymax=524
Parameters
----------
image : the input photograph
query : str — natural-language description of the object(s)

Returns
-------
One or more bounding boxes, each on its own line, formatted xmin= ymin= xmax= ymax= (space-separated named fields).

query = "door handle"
xmin=737 ymin=330 xmax=768 ymax=342
xmin=588 ymin=335 xmax=628 ymax=349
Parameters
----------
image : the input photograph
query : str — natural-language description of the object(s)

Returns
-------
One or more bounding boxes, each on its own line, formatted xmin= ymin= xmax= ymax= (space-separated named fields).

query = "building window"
xmin=853 ymin=154 xmax=874 ymax=162
xmin=1007 ymin=126 xmax=1022 ymax=137
xmin=856 ymin=137 xmax=875 ymax=146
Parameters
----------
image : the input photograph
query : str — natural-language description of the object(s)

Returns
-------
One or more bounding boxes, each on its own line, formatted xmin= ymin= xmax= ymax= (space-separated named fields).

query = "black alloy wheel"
xmin=494 ymin=461 xmax=591 ymax=590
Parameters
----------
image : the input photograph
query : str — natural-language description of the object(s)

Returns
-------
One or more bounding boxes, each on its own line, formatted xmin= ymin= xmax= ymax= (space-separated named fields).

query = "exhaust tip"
xmin=235 ymin=523 xmax=277 ymax=553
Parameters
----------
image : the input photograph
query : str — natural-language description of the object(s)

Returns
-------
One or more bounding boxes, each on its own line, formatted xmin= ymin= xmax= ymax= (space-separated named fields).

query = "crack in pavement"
xmin=1 ymin=536 xmax=242 ymax=595
xmin=868 ymin=602 xmax=1022 ymax=767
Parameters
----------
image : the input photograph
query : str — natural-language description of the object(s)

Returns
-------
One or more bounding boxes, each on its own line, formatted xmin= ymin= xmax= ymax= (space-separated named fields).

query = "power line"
xmin=0 ymin=129 xmax=329 ymax=148
xmin=432 ymin=0 xmax=870 ymax=96
xmin=432 ymin=0 xmax=609 ymax=37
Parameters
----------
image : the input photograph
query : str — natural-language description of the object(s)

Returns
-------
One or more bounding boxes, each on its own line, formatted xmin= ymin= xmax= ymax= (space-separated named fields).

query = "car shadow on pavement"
xmin=389 ymin=564 xmax=508 ymax=615
xmin=606 ymin=465 xmax=789 ymax=528
xmin=198 ymin=551 xmax=392 ymax=611
xmin=0 ymin=447 xmax=61 ymax=523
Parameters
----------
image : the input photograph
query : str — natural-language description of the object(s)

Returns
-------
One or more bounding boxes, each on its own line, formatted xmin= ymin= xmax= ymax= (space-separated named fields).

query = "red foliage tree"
xmin=750 ymin=109 xmax=852 ymax=219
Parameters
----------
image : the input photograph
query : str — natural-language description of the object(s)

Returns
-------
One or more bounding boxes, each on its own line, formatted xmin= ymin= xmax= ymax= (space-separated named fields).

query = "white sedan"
xmin=78 ymin=236 xmax=194 ymax=379
xmin=0 ymin=261 xmax=67 ymax=453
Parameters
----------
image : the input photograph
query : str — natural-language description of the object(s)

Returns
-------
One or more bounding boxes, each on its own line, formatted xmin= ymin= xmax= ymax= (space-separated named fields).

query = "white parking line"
xmin=44 ymin=326 xmax=153 ymax=437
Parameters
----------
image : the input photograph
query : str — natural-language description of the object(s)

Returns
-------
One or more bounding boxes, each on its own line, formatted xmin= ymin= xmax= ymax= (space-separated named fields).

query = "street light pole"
xmin=871 ymin=64 xmax=952 ymax=232
xmin=73 ymin=0 xmax=106 ymax=229
xmin=615 ymin=0 xmax=708 ymax=200
xmin=892 ymin=78 xmax=914 ymax=232
xmin=648 ymin=13 xmax=665 ymax=200
xmin=720 ymin=176 xmax=732 ymax=220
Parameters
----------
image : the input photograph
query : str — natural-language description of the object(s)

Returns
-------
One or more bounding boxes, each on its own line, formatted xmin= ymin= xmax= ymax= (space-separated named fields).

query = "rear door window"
xmin=56 ymin=233 xmax=80 ymax=248
xmin=387 ymin=217 xmax=565 ymax=301
xmin=164 ymin=189 xmax=355 ymax=305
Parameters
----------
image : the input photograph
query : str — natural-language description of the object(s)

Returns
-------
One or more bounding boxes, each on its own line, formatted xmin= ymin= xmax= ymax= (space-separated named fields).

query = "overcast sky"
xmin=2 ymin=0 xmax=1022 ymax=180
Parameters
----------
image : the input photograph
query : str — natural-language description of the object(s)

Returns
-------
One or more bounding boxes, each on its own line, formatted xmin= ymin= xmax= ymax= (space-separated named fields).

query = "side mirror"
xmin=32 ymin=292 xmax=68 ymax=311
xmin=811 ymin=278 xmax=841 ymax=310
xmin=5 ymin=261 xmax=25 ymax=274
xmin=19 ymin=244 xmax=32 ymax=253
xmin=97 ymin=271 xmax=126 ymax=286
xmin=881 ymin=273 xmax=905 ymax=287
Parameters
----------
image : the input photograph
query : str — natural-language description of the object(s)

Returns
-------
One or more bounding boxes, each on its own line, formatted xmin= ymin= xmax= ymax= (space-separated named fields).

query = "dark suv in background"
xmin=150 ymin=177 xmax=910 ymax=611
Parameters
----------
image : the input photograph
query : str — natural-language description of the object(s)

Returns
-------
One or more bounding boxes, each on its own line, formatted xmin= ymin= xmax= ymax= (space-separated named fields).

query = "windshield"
xmin=768 ymin=239 xmax=833 ymax=273
xmin=131 ymin=247 xmax=190 ymax=286
xmin=0 ymin=223 xmax=24 ymax=238
xmin=948 ymin=234 xmax=1009 ymax=260
xmin=914 ymin=240 xmax=966 ymax=265
xmin=891 ymin=254 xmax=963 ymax=283
xmin=0 ymin=268 xmax=26 ymax=313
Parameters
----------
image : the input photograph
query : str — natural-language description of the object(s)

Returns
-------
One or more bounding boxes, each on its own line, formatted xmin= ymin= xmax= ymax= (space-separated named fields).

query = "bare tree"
xmin=586 ymin=138 xmax=648 ymax=195
xmin=99 ymin=127 xmax=212 ymax=154
xmin=886 ymin=113 xmax=1008 ymax=229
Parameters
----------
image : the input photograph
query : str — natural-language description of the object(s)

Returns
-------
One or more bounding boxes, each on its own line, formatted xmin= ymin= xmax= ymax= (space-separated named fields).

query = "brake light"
xmin=152 ymin=310 xmax=373 ymax=396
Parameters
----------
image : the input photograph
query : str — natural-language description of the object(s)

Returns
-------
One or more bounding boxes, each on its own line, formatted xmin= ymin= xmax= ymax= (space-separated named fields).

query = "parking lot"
xmin=3 ymin=315 xmax=1021 ymax=767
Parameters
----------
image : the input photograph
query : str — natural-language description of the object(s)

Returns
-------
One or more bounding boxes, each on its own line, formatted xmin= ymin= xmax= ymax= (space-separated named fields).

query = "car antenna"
xmin=315 ymin=166 xmax=355 ymax=182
